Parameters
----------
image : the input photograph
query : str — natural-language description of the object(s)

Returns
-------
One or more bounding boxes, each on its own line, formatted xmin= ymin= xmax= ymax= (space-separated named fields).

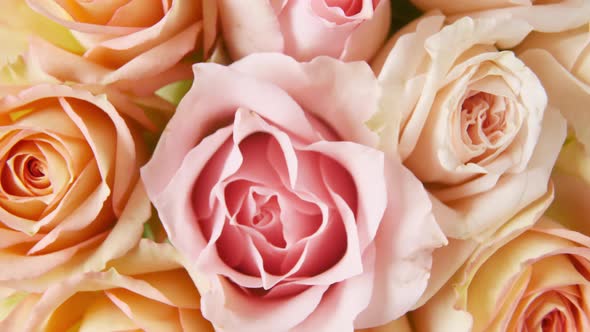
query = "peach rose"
xmin=142 ymin=53 xmax=446 ymax=332
xmin=0 ymin=239 xmax=214 ymax=332
xmin=19 ymin=0 xmax=217 ymax=92
xmin=413 ymin=210 xmax=590 ymax=332
xmin=516 ymin=24 xmax=590 ymax=156
xmin=409 ymin=0 xmax=590 ymax=42
xmin=218 ymin=0 xmax=391 ymax=62
xmin=370 ymin=14 xmax=567 ymax=240
xmin=0 ymin=83 xmax=151 ymax=288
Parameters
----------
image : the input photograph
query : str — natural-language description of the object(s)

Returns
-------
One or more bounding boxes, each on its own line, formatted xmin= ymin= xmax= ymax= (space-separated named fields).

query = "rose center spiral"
xmin=26 ymin=158 xmax=46 ymax=179
xmin=461 ymin=92 xmax=507 ymax=145
xmin=324 ymin=0 xmax=363 ymax=15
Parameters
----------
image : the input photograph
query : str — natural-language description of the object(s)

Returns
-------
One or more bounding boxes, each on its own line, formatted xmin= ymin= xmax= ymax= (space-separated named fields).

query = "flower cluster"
xmin=0 ymin=0 xmax=589 ymax=331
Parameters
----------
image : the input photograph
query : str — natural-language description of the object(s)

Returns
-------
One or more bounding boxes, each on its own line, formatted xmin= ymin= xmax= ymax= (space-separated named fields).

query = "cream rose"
xmin=370 ymin=14 xmax=566 ymax=240
xmin=18 ymin=0 xmax=217 ymax=93
xmin=0 ymin=239 xmax=214 ymax=332
xmin=217 ymin=0 xmax=391 ymax=62
xmin=413 ymin=211 xmax=590 ymax=332
xmin=0 ymin=83 xmax=151 ymax=288
xmin=516 ymin=24 xmax=590 ymax=155
xmin=409 ymin=0 xmax=590 ymax=42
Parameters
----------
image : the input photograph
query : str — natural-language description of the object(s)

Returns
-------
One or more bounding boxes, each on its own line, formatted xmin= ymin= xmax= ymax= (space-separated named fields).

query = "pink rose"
xmin=218 ymin=0 xmax=391 ymax=62
xmin=141 ymin=53 xmax=446 ymax=332
xmin=22 ymin=0 xmax=218 ymax=92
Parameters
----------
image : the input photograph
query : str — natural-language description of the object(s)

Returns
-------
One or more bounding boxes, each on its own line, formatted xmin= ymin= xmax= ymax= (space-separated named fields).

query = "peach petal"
xmin=59 ymin=94 xmax=137 ymax=216
xmin=80 ymin=180 xmax=149 ymax=276
xmin=26 ymin=174 xmax=111 ymax=255
xmin=108 ymin=0 xmax=164 ymax=27
xmin=105 ymin=289 xmax=183 ymax=330
xmin=0 ymin=228 xmax=41 ymax=249
xmin=101 ymin=22 xmax=201 ymax=85
xmin=179 ymin=308 xmax=214 ymax=331
xmin=75 ymin=296 xmax=137 ymax=332
xmin=0 ymin=231 xmax=105 ymax=281
xmin=0 ymin=293 xmax=39 ymax=332
xmin=26 ymin=0 xmax=142 ymax=36
xmin=54 ymin=0 xmax=132 ymax=25
xmin=22 ymin=267 xmax=177 ymax=332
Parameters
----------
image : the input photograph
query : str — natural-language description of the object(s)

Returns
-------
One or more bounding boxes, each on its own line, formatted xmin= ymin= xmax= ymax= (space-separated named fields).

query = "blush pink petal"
xmin=230 ymin=53 xmax=380 ymax=147
xmin=355 ymin=157 xmax=447 ymax=327
xmin=278 ymin=0 xmax=357 ymax=61
xmin=294 ymin=245 xmax=376 ymax=332
xmin=303 ymin=140 xmax=385 ymax=250
xmin=141 ymin=61 xmax=319 ymax=197
xmin=198 ymin=276 xmax=328 ymax=332
xmin=340 ymin=0 xmax=390 ymax=61
xmin=218 ymin=0 xmax=284 ymax=59
xmin=147 ymin=126 xmax=232 ymax=266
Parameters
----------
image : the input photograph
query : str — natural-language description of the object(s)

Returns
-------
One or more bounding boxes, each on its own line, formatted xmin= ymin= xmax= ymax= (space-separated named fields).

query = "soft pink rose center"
xmin=193 ymin=128 xmax=357 ymax=296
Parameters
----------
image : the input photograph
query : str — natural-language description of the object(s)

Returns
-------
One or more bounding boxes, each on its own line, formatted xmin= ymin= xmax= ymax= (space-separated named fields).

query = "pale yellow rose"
xmin=516 ymin=25 xmax=590 ymax=156
xmin=0 ymin=83 xmax=152 ymax=289
xmin=546 ymin=136 xmax=590 ymax=236
xmin=413 ymin=211 xmax=590 ymax=332
xmin=371 ymin=13 xmax=566 ymax=240
xmin=0 ymin=239 xmax=214 ymax=332
xmin=409 ymin=0 xmax=590 ymax=46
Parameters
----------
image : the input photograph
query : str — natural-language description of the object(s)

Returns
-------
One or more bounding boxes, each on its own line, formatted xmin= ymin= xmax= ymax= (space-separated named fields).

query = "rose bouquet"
xmin=0 ymin=0 xmax=589 ymax=331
